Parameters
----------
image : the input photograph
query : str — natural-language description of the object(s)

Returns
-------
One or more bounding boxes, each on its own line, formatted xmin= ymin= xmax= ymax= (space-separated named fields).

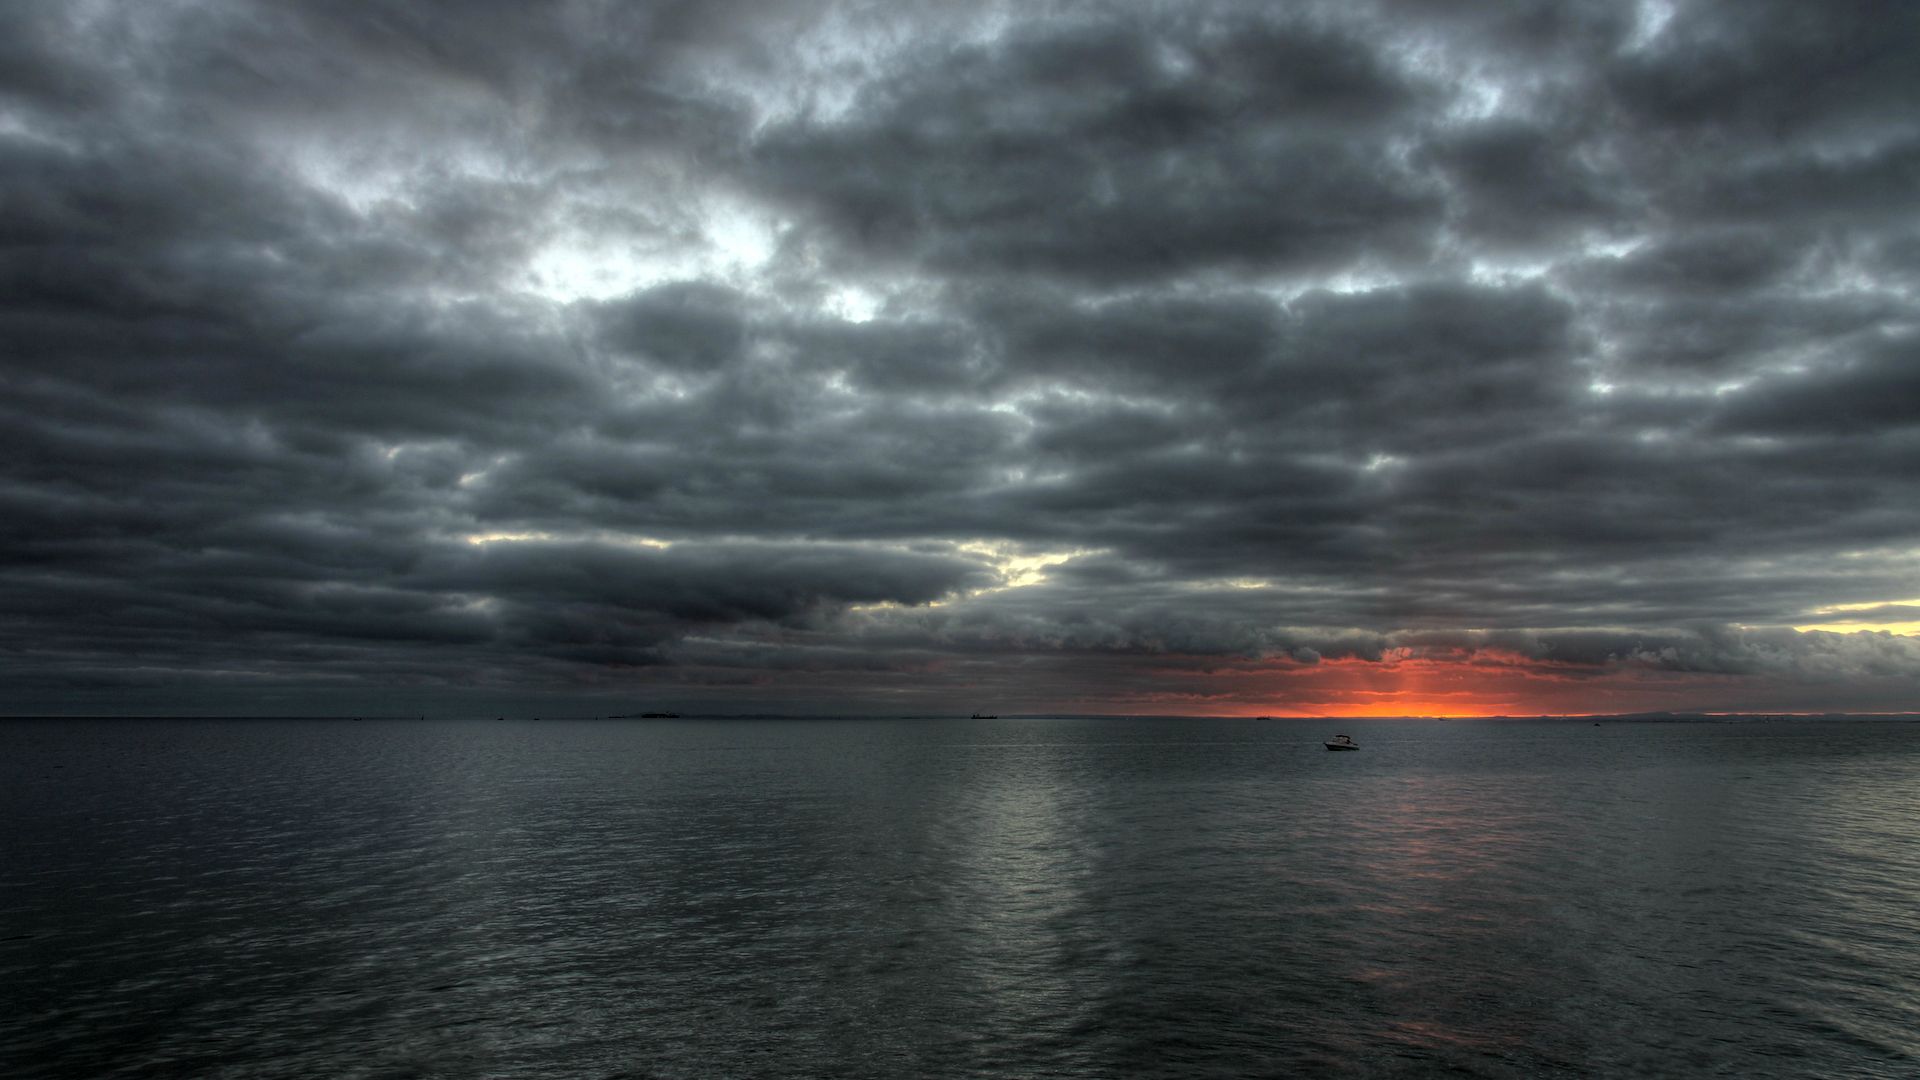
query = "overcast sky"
xmin=4 ymin=0 xmax=1918 ymax=716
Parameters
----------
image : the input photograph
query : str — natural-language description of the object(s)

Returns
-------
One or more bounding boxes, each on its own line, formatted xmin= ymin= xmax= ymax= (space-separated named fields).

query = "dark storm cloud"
xmin=750 ymin=8 xmax=1439 ymax=284
xmin=1715 ymin=334 xmax=1920 ymax=436
xmin=4 ymin=0 xmax=1918 ymax=714
xmin=1564 ymin=244 xmax=1900 ymax=378
xmin=981 ymin=287 xmax=1280 ymax=391
xmin=426 ymin=539 xmax=991 ymax=625
xmin=1423 ymin=118 xmax=1623 ymax=247
xmin=1607 ymin=0 xmax=1920 ymax=141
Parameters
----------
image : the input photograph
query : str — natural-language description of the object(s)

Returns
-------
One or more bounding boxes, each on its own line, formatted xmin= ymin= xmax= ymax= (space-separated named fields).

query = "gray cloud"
xmin=750 ymin=8 xmax=1438 ymax=284
xmin=3 ymin=0 xmax=1917 ymax=714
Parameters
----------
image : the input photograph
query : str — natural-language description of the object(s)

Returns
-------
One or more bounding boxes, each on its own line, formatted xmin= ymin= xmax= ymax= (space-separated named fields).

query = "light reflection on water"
xmin=3 ymin=717 xmax=1918 ymax=1078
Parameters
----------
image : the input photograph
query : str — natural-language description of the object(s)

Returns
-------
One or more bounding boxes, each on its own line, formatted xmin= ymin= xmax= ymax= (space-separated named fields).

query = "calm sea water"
xmin=3 ymin=716 xmax=1917 ymax=1078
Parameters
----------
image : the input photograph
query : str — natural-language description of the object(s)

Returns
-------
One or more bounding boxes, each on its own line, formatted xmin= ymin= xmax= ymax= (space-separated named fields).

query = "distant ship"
xmin=971 ymin=712 xmax=997 ymax=719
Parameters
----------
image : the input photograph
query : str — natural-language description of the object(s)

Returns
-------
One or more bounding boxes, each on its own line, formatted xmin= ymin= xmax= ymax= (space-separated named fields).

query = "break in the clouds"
xmin=3 ymin=0 xmax=1918 ymax=716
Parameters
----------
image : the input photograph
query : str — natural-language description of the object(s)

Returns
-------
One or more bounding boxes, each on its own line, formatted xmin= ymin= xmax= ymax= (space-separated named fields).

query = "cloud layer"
xmin=3 ymin=0 xmax=1917 ymax=714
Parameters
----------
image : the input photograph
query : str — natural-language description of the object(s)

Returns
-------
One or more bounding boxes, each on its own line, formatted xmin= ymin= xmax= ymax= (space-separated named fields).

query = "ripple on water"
xmin=2 ymin=717 xmax=1918 ymax=1078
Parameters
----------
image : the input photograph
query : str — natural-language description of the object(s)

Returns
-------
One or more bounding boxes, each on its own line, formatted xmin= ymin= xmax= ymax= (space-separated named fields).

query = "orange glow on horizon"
xmin=1128 ymin=650 xmax=1757 ymax=718
xmin=1299 ymin=700 xmax=1523 ymax=719
xmin=1257 ymin=653 xmax=1549 ymax=717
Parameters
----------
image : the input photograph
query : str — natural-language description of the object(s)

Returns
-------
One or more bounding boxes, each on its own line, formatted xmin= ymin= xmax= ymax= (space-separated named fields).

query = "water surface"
xmin=4 ymin=716 xmax=1917 ymax=1077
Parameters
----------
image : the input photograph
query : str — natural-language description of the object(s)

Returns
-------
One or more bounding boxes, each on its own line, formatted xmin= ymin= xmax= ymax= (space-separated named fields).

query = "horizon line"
xmin=6 ymin=711 xmax=1920 ymax=722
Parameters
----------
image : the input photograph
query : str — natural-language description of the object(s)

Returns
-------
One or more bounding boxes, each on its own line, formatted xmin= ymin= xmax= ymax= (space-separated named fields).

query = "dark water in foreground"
xmin=3 ymin=717 xmax=1918 ymax=1078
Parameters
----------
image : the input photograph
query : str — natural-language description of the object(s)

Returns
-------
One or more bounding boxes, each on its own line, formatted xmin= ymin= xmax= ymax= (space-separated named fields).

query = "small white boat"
xmin=1324 ymin=734 xmax=1358 ymax=751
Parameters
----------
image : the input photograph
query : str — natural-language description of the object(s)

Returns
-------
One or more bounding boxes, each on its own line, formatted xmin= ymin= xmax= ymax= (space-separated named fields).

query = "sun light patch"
xmin=1794 ymin=599 xmax=1920 ymax=636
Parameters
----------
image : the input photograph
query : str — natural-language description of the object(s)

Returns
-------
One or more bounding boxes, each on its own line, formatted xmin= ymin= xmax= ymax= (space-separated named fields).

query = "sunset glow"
xmin=1165 ymin=655 xmax=1697 ymax=719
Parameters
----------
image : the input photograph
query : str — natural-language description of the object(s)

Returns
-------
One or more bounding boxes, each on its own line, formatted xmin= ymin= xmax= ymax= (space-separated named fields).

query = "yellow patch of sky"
xmin=463 ymin=530 xmax=557 ymax=545
xmin=959 ymin=542 xmax=1095 ymax=589
xmin=849 ymin=543 xmax=1104 ymax=614
xmin=1793 ymin=598 xmax=1920 ymax=636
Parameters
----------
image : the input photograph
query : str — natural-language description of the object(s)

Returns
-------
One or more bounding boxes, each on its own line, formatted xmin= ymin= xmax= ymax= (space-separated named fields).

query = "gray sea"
xmin=3 ymin=716 xmax=1917 ymax=1078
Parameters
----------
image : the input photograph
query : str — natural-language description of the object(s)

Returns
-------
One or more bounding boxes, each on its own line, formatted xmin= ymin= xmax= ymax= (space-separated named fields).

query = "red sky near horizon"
xmin=1113 ymin=652 xmax=1784 ymax=718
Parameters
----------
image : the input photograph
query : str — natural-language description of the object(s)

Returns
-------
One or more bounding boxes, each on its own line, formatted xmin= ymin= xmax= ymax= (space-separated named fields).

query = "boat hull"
xmin=1324 ymin=742 xmax=1358 ymax=751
